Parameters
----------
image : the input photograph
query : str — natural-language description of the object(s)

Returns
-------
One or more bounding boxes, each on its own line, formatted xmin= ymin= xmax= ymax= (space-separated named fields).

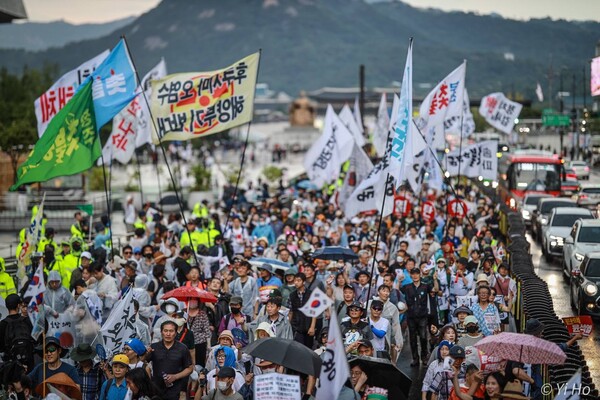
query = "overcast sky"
xmin=21 ymin=0 xmax=600 ymax=24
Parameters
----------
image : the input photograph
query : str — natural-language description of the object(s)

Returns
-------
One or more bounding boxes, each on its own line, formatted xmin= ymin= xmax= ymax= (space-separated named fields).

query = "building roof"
xmin=0 ymin=0 xmax=27 ymax=23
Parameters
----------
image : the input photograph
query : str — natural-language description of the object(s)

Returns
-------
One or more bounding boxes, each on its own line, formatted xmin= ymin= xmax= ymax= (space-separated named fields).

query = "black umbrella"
xmin=312 ymin=246 xmax=358 ymax=261
xmin=243 ymin=337 xmax=322 ymax=376
xmin=349 ymin=356 xmax=412 ymax=399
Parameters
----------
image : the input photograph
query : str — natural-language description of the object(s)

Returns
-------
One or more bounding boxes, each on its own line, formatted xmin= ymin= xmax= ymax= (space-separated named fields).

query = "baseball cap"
xmin=464 ymin=315 xmax=479 ymax=326
xmin=217 ymin=366 xmax=236 ymax=378
xmin=409 ymin=267 xmax=421 ymax=274
xmin=357 ymin=339 xmax=373 ymax=349
xmin=370 ymin=300 xmax=384 ymax=310
xmin=112 ymin=354 xmax=130 ymax=367
xmin=449 ymin=345 xmax=465 ymax=359
xmin=258 ymin=263 xmax=273 ymax=273
xmin=229 ymin=296 xmax=243 ymax=305
xmin=81 ymin=251 xmax=92 ymax=259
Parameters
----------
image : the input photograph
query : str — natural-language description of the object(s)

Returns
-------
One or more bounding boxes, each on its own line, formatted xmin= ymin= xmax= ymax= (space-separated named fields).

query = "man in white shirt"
xmin=404 ymin=226 xmax=422 ymax=258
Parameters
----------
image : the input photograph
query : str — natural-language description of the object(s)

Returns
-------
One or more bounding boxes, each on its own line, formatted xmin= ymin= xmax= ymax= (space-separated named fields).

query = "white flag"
xmin=304 ymin=105 xmax=354 ymax=187
xmin=338 ymin=142 xmax=374 ymax=209
xmin=554 ymin=369 xmax=581 ymax=400
xmin=339 ymin=104 xmax=366 ymax=147
xmin=17 ymin=194 xmax=45 ymax=287
xmin=136 ymin=58 xmax=167 ymax=148
xmin=299 ymin=287 xmax=333 ymax=318
xmin=416 ymin=62 xmax=467 ymax=150
xmin=34 ymin=50 xmax=110 ymax=137
xmin=372 ymin=93 xmax=390 ymax=157
xmin=445 ymin=88 xmax=475 ymax=138
xmin=353 ymin=96 xmax=364 ymax=134
xmin=479 ymin=92 xmax=522 ymax=134
xmin=100 ymin=288 xmax=137 ymax=355
xmin=443 ymin=140 xmax=498 ymax=180
xmin=401 ymin=124 xmax=429 ymax=193
xmin=389 ymin=39 xmax=413 ymax=189
xmin=536 ymin=82 xmax=544 ymax=102
xmin=389 ymin=94 xmax=400 ymax=131
xmin=315 ymin=308 xmax=350 ymax=400
xmin=344 ymin=135 xmax=395 ymax=218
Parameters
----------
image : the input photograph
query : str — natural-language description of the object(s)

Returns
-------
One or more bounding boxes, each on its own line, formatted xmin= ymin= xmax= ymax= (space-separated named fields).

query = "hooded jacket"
xmin=0 ymin=258 xmax=16 ymax=299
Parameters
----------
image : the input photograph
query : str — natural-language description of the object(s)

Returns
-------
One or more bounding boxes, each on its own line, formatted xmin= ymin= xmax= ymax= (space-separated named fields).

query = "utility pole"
xmin=559 ymin=71 xmax=564 ymax=159
xmin=359 ymin=64 xmax=365 ymax=131
xmin=572 ymin=73 xmax=578 ymax=160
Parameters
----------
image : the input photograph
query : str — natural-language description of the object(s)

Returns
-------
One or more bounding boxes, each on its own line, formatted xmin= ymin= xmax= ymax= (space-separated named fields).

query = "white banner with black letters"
xmin=478 ymin=92 xmax=522 ymax=134
xmin=443 ymin=140 xmax=498 ymax=180
xmin=315 ymin=308 xmax=349 ymax=400
xmin=304 ymin=104 xmax=354 ymax=188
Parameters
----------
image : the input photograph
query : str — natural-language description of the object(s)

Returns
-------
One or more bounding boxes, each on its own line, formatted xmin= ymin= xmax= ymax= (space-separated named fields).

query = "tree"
xmin=0 ymin=65 xmax=57 ymax=183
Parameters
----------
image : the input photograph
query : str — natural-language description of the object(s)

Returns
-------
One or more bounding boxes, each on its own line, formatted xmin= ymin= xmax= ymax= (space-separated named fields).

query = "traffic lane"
xmin=528 ymin=232 xmax=600 ymax=387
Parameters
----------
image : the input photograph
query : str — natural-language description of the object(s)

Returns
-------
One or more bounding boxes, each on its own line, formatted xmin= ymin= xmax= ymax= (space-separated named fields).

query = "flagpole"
xmin=412 ymin=122 xmax=477 ymax=233
xmin=456 ymin=61 xmax=467 ymax=187
xmin=154 ymin=149 xmax=163 ymax=203
xmin=135 ymin=150 xmax=145 ymax=205
xmin=100 ymin=153 xmax=115 ymax=261
xmin=120 ymin=35 xmax=205 ymax=271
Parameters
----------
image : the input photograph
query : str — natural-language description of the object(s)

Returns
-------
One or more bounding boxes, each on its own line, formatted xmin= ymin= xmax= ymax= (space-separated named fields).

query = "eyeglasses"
xmin=124 ymin=251 xmax=132 ymax=255
xmin=46 ymin=346 xmax=58 ymax=353
xmin=351 ymin=371 xmax=362 ymax=377
xmin=349 ymin=308 xmax=361 ymax=312
xmin=371 ymin=307 xmax=383 ymax=312
xmin=216 ymin=354 xmax=226 ymax=359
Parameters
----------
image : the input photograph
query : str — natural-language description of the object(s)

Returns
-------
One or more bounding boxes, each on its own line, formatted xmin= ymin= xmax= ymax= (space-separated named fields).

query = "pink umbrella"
xmin=474 ymin=332 xmax=566 ymax=365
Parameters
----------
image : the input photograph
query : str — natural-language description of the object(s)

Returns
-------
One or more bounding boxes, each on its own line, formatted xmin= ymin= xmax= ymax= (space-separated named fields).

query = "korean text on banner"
xmin=444 ymin=88 xmax=475 ymax=137
xmin=416 ymin=62 xmax=466 ymax=150
xmin=562 ymin=316 xmax=593 ymax=337
xmin=443 ymin=140 xmax=498 ymax=180
xmin=315 ymin=309 xmax=350 ymax=400
xmin=35 ymin=50 xmax=109 ymax=138
xmin=254 ymin=373 xmax=301 ymax=400
xmin=479 ymin=92 xmax=522 ymax=134
xmin=150 ymin=52 xmax=260 ymax=144
xmin=338 ymin=143 xmax=373 ymax=209
xmin=10 ymin=80 xmax=100 ymax=191
xmin=100 ymin=287 xmax=137 ymax=355
xmin=303 ymin=105 xmax=354 ymax=188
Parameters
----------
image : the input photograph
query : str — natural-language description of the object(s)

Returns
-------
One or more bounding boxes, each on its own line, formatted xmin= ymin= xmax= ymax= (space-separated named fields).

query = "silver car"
xmin=542 ymin=207 xmax=594 ymax=262
xmin=564 ymin=219 xmax=600 ymax=279
xmin=520 ymin=193 xmax=552 ymax=227
xmin=573 ymin=184 xmax=600 ymax=208
xmin=567 ymin=160 xmax=590 ymax=180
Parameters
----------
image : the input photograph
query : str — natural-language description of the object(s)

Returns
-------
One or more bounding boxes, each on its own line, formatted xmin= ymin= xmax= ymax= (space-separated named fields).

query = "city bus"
xmin=498 ymin=151 xmax=563 ymax=209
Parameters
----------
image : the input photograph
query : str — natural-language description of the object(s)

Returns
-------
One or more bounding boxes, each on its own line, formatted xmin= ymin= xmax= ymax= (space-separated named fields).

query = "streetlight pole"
xmin=572 ymin=73 xmax=577 ymax=160
xmin=559 ymin=71 xmax=564 ymax=159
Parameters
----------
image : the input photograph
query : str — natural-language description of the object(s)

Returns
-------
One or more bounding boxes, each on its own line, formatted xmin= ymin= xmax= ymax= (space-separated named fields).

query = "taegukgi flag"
xmin=150 ymin=52 xmax=260 ymax=143
xmin=299 ymin=287 xmax=333 ymax=318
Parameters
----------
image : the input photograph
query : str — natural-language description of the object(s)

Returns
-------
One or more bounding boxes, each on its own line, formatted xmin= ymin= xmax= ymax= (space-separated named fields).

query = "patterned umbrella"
xmin=161 ymin=286 xmax=218 ymax=303
xmin=474 ymin=332 xmax=566 ymax=365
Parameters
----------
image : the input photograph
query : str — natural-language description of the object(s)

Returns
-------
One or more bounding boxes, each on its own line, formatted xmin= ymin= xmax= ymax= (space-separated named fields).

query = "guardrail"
xmin=501 ymin=205 xmax=597 ymax=399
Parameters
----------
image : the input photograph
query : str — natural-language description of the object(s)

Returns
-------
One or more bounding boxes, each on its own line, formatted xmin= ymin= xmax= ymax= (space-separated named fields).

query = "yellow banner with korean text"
xmin=150 ymin=52 xmax=260 ymax=144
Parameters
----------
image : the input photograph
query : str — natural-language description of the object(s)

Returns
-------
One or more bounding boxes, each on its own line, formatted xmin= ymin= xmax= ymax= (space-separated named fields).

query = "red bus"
xmin=498 ymin=151 xmax=563 ymax=209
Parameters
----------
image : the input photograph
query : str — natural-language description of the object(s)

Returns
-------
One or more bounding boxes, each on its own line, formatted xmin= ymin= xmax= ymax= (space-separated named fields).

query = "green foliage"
xmin=262 ymin=165 xmax=283 ymax=182
xmin=0 ymin=66 xmax=58 ymax=183
xmin=191 ymin=164 xmax=212 ymax=191
xmin=226 ymin=167 xmax=243 ymax=185
xmin=87 ymin=167 xmax=109 ymax=191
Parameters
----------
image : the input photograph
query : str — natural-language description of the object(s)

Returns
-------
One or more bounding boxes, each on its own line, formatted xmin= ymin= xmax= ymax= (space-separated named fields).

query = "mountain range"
xmin=0 ymin=17 xmax=134 ymax=51
xmin=0 ymin=0 xmax=598 ymax=99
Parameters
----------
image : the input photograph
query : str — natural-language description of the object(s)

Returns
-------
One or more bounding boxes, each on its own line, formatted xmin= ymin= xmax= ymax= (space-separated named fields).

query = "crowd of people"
xmin=0 ymin=179 xmax=583 ymax=400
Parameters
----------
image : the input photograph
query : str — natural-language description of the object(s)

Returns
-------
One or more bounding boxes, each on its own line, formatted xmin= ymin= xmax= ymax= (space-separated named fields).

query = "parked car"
xmin=573 ymin=183 xmax=600 ymax=208
xmin=567 ymin=160 xmax=590 ymax=180
xmin=570 ymin=251 xmax=600 ymax=317
xmin=542 ymin=207 xmax=594 ymax=262
xmin=563 ymin=219 xmax=600 ymax=279
xmin=531 ymin=197 xmax=577 ymax=242
xmin=520 ymin=193 xmax=552 ymax=227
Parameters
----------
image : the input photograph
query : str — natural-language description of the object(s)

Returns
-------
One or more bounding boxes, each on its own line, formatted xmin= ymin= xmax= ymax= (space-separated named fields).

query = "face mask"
xmin=217 ymin=381 xmax=229 ymax=392
xmin=377 ymin=267 xmax=385 ymax=273
xmin=466 ymin=325 xmax=478 ymax=334
xmin=396 ymin=257 xmax=404 ymax=263
xmin=44 ymin=251 xmax=55 ymax=262
xmin=188 ymin=300 xmax=199 ymax=309
xmin=72 ymin=243 xmax=81 ymax=251
xmin=231 ymin=307 xmax=241 ymax=315
xmin=261 ymin=367 xmax=276 ymax=374
xmin=165 ymin=304 xmax=177 ymax=314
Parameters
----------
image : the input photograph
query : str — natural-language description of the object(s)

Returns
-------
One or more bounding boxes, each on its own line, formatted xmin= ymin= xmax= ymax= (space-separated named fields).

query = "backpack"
xmin=4 ymin=316 xmax=34 ymax=368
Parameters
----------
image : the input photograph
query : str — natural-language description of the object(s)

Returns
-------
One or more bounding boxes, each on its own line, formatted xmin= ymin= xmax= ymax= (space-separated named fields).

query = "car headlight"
xmin=584 ymin=282 xmax=598 ymax=296
xmin=541 ymin=217 xmax=549 ymax=225
xmin=575 ymin=253 xmax=584 ymax=262
xmin=522 ymin=210 xmax=531 ymax=219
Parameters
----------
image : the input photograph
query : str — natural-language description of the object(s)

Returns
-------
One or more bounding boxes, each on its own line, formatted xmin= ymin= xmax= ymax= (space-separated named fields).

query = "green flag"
xmin=76 ymin=204 xmax=94 ymax=216
xmin=10 ymin=80 xmax=100 ymax=191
